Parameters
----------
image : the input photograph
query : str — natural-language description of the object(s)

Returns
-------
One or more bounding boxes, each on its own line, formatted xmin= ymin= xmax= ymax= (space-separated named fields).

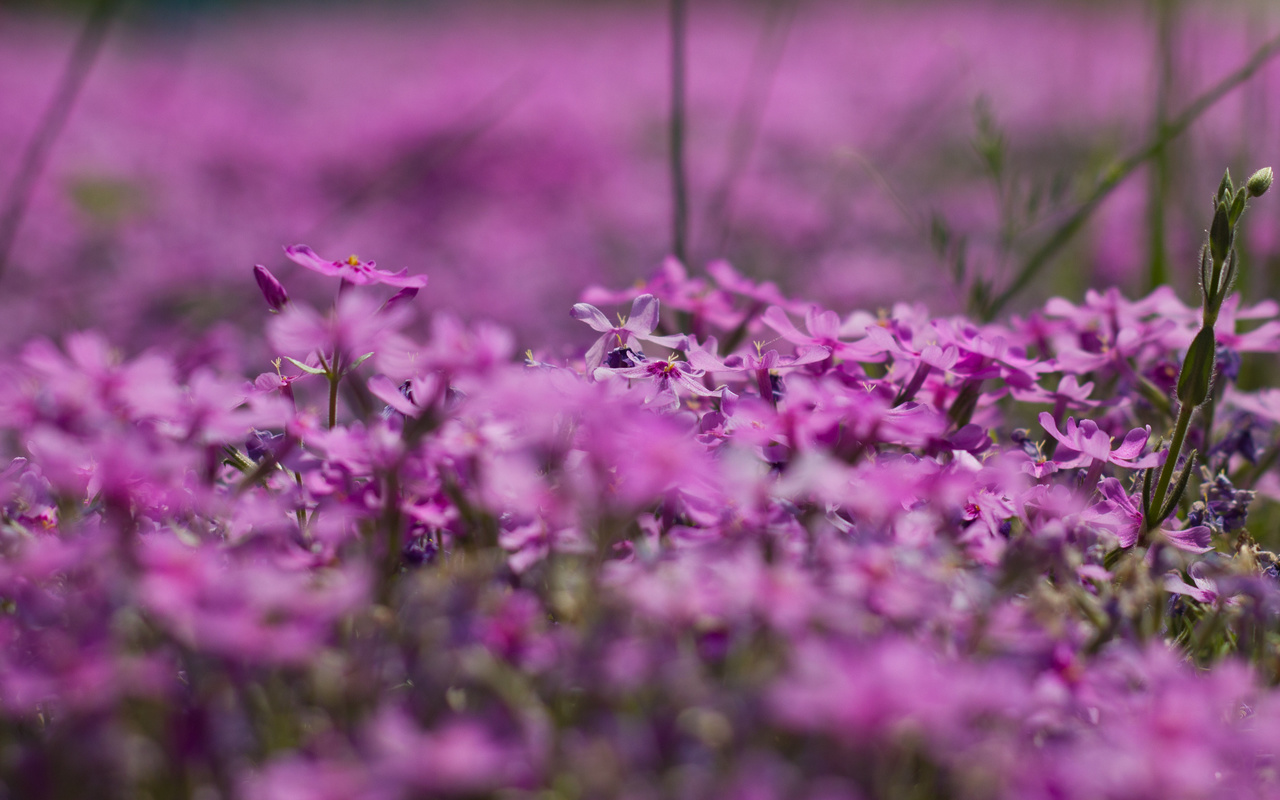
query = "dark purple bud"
xmin=605 ymin=346 xmax=646 ymax=369
xmin=253 ymin=264 xmax=289 ymax=311
xmin=382 ymin=286 xmax=419 ymax=313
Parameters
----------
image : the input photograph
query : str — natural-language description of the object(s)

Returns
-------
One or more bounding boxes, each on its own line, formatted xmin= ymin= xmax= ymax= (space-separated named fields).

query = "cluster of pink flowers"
xmin=3 ymin=232 xmax=1280 ymax=798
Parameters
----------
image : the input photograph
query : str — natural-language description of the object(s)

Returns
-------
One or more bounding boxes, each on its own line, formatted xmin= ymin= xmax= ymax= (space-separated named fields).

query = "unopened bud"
xmin=1247 ymin=166 xmax=1274 ymax=198
xmin=253 ymin=264 xmax=289 ymax=312
xmin=1217 ymin=169 xmax=1234 ymax=203
xmin=1209 ymin=201 xmax=1232 ymax=265
xmin=1230 ymin=188 xmax=1246 ymax=223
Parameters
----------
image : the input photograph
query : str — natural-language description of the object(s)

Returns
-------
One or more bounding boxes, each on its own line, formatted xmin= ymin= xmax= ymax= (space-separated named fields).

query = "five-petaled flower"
xmin=603 ymin=353 xmax=729 ymax=409
xmin=571 ymin=294 xmax=685 ymax=373
xmin=1039 ymin=413 xmax=1159 ymax=471
xmin=285 ymin=244 xmax=428 ymax=289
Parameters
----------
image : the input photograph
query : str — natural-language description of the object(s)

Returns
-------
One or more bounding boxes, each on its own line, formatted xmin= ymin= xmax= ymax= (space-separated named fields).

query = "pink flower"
xmin=284 ymin=244 xmax=428 ymax=289
xmin=1083 ymin=478 xmax=1212 ymax=552
xmin=571 ymin=293 xmax=684 ymax=373
xmin=1039 ymin=412 xmax=1158 ymax=470
xmin=604 ymin=354 xmax=726 ymax=409
xmin=268 ymin=293 xmax=407 ymax=367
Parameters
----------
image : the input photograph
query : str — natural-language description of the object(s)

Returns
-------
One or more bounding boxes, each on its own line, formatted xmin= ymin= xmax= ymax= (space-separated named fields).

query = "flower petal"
xmin=571 ymin=303 xmax=615 ymax=333
xmin=626 ymin=294 xmax=660 ymax=335
xmin=1161 ymin=525 xmax=1214 ymax=554
xmin=1110 ymin=427 xmax=1151 ymax=461
xmin=284 ymin=244 xmax=341 ymax=277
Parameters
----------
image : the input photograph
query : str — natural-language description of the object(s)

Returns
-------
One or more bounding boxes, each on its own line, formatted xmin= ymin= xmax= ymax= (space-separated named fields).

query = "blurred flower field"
xmin=6 ymin=1 xmax=1280 ymax=798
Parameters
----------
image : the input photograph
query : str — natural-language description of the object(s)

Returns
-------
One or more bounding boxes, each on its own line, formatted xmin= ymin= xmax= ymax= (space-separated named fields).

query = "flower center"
xmin=346 ymin=255 xmax=361 ymax=266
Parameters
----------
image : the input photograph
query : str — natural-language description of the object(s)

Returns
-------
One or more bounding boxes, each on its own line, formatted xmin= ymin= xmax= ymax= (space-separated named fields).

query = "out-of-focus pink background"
xmin=3 ymin=1 xmax=1279 ymax=353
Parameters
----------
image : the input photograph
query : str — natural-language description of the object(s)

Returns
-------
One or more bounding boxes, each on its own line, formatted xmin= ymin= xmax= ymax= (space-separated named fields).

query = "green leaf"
xmin=283 ymin=356 xmax=328 ymax=376
xmin=1230 ymin=187 xmax=1246 ymax=224
xmin=1210 ymin=200 xmax=1233 ymax=265
xmin=347 ymin=352 xmax=375 ymax=372
xmin=1158 ymin=449 xmax=1198 ymax=524
xmin=1176 ymin=327 xmax=1216 ymax=408
xmin=1217 ymin=168 xmax=1233 ymax=203
xmin=1197 ymin=245 xmax=1211 ymax=302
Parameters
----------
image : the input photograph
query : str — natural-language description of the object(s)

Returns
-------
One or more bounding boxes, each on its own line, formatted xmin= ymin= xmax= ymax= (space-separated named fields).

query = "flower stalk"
xmin=1143 ymin=167 xmax=1271 ymax=534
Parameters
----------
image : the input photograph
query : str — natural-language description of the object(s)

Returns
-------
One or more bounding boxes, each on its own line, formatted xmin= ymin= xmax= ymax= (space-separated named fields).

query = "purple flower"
xmin=1083 ymin=478 xmax=1212 ymax=552
xmin=1039 ymin=412 xmax=1158 ymax=470
xmin=284 ymin=244 xmax=428 ymax=289
xmin=686 ymin=340 xmax=830 ymax=402
xmin=603 ymin=353 xmax=727 ymax=409
xmin=268 ymin=292 xmax=407 ymax=369
xmin=761 ymin=304 xmax=886 ymax=363
xmin=252 ymin=264 xmax=290 ymax=311
xmin=571 ymin=293 xmax=684 ymax=373
xmin=1164 ymin=562 xmax=1221 ymax=604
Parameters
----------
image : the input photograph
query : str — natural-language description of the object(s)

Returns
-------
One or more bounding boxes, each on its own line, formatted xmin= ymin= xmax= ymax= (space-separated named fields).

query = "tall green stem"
xmin=1146 ymin=0 xmax=1176 ymax=290
xmin=981 ymin=32 xmax=1280 ymax=320
xmin=669 ymin=0 xmax=690 ymax=265
xmin=328 ymin=375 xmax=340 ymax=430
xmin=1146 ymin=401 xmax=1193 ymax=536
xmin=380 ymin=471 xmax=402 ymax=604
xmin=0 ymin=0 xmax=121 ymax=281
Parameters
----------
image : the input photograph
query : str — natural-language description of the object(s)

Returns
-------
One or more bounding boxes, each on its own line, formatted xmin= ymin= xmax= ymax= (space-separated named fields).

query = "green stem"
xmin=294 ymin=471 xmax=307 ymax=532
xmin=325 ymin=349 xmax=342 ymax=429
xmin=328 ymin=375 xmax=340 ymax=430
xmin=1147 ymin=401 xmax=1193 ymax=533
xmin=1146 ymin=0 xmax=1176 ymax=291
xmin=0 ymin=0 xmax=121 ymax=281
xmin=669 ymin=0 xmax=689 ymax=265
xmin=380 ymin=471 xmax=402 ymax=604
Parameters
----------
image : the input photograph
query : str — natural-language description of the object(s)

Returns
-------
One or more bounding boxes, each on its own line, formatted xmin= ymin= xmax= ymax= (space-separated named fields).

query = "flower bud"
xmin=1217 ymin=169 xmax=1234 ymax=203
xmin=1247 ymin=166 xmax=1274 ymax=198
xmin=253 ymin=264 xmax=289 ymax=312
xmin=1230 ymin=187 xmax=1246 ymax=223
xmin=1176 ymin=326 xmax=1217 ymax=408
xmin=1209 ymin=200 xmax=1232 ymax=266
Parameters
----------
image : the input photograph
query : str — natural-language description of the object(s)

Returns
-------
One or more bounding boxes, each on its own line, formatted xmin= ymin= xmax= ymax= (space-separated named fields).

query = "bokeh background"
xmin=3 ymin=0 xmax=1280 ymax=356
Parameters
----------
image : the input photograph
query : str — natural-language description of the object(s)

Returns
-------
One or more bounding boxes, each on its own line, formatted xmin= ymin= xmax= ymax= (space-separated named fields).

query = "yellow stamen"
xmin=346 ymin=255 xmax=360 ymax=266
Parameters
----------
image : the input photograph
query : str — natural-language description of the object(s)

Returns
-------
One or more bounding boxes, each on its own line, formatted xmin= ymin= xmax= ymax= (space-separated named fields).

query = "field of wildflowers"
xmin=8 ymin=1 xmax=1280 ymax=798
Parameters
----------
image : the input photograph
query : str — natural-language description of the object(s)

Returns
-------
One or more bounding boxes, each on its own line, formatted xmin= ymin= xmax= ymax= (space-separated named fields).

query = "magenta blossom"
xmin=1039 ymin=413 xmax=1159 ymax=470
xmin=284 ymin=245 xmax=428 ymax=289
xmin=571 ymin=293 xmax=685 ymax=373
xmin=686 ymin=340 xmax=830 ymax=403
xmin=603 ymin=353 xmax=729 ymax=410
xmin=1083 ymin=478 xmax=1212 ymax=552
